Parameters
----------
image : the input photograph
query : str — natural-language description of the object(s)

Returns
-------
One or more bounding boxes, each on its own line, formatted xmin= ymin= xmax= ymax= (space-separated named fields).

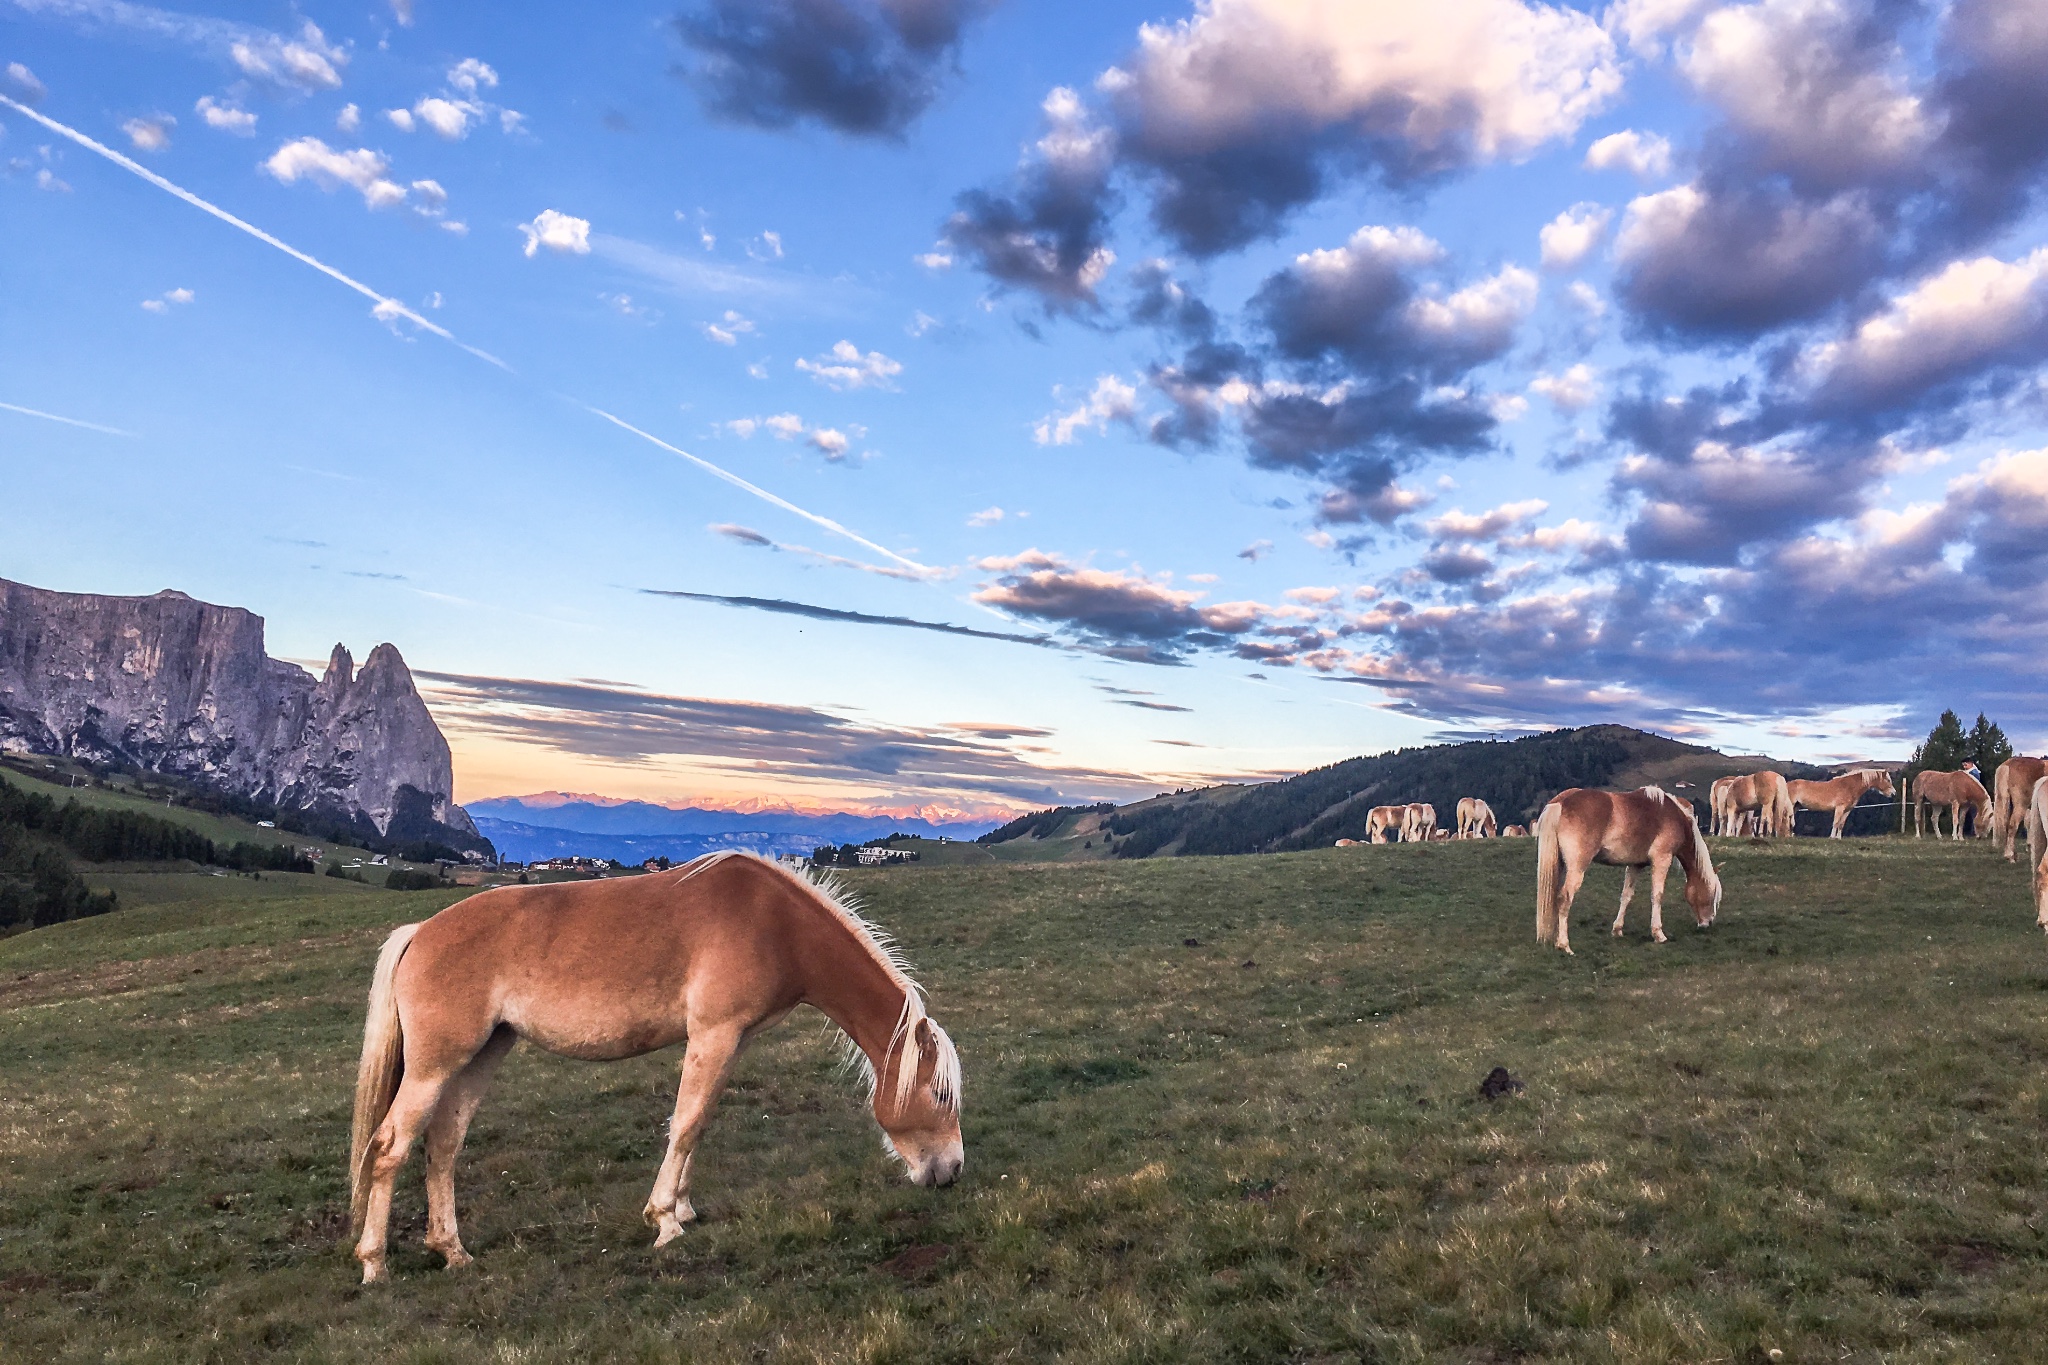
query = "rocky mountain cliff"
xmin=0 ymin=578 xmax=478 ymax=844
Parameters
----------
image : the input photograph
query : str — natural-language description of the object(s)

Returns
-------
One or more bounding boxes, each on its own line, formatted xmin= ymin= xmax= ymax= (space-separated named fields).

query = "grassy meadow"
xmin=4 ymin=834 xmax=2048 ymax=1362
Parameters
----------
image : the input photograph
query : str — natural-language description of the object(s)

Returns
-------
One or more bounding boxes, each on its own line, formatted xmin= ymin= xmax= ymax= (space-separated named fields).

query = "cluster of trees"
xmin=1 ymin=774 xmax=322 ymax=933
xmin=1902 ymin=710 xmax=2012 ymax=785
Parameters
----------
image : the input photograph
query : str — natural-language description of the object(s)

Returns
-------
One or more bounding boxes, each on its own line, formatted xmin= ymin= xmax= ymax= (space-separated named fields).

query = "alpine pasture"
xmin=7 ymin=833 xmax=2048 ymax=1362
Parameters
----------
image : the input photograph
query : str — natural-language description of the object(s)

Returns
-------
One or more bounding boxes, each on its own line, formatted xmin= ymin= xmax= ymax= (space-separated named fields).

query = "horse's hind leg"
xmin=424 ymin=1027 xmax=515 ymax=1270
xmin=355 ymin=1069 xmax=457 ymax=1284
xmin=644 ymin=1023 xmax=745 ymax=1248
xmin=1611 ymin=867 xmax=1637 ymax=937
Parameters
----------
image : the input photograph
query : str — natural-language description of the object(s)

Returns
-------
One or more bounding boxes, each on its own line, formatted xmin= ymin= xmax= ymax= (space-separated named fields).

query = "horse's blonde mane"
xmin=673 ymin=852 xmax=960 ymax=1116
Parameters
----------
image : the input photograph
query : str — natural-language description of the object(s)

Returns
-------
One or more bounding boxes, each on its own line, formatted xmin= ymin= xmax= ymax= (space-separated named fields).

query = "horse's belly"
xmin=506 ymin=1002 xmax=690 ymax=1060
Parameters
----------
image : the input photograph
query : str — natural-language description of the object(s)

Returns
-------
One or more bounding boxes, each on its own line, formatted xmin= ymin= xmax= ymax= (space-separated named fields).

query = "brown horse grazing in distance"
xmin=1711 ymin=771 xmax=1792 ymax=837
xmin=1911 ymin=769 xmax=1991 ymax=840
xmin=1534 ymin=788 xmax=1721 ymax=953
xmin=1402 ymin=802 xmax=1439 ymax=842
xmin=1366 ymin=805 xmax=1405 ymax=843
xmin=348 ymin=852 xmax=964 ymax=1285
xmin=1334 ymin=838 xmax=1360 ymax=847
xmin=1787 ymin=769 xmax=1896 ymax=839
xmin=1456 ymin=797 xmax=1498 ymax=839
xmin=1993 ymin=757 xmax=2047 ymax=862
xmin=1502 ymin=824 xmax=1529 ymax=837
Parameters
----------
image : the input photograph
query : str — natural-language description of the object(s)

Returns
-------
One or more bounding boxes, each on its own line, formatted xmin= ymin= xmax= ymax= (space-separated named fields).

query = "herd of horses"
xmin=346 ymin=758 xmax=2048 ymax=1283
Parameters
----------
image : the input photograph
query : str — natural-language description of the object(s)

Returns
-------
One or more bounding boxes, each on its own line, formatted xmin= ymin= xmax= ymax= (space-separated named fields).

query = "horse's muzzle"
xmin=912 ymin=1150 xmax=963 ymax=1188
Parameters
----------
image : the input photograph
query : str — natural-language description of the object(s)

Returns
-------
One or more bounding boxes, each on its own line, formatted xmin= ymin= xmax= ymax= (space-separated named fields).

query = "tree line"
xmin=1 ymin=775 xmax=317 ymax=933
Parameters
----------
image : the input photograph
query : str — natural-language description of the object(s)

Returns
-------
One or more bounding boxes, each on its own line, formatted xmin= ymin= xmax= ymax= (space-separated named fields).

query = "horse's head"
xmin=874 ymin=1014 xmax=963 ymax=1189
xmin=1686 ymin=866 xmax=1722 ymax=927
xmin=1871 ymin=770 xmax=1896 ymax=798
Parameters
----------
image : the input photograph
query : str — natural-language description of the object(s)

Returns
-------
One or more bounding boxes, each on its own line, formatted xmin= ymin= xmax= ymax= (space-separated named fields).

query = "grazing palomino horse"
xmin=1911 ymin=768 xmax=1990 ymax=840
xmin=1534 ymin=788 xmax=1721 ymax=953
xmin=1711 ymin=771 xmax=1792 ymax=838
xmin=1402 ymin=803 xmax=1439 ymax=842
xmin=348 ymin=852 xmax=963 ymax=1285
xmin=1456 ymin=797 xmax=1498 ymax=839
xmin=1993 ymin=757 xmax=2047 ymax=862
xmin=1786 ymin=769 xmax=1896 ymax=839
xmin=1502 ymin=824 xmax=1529 ymax=837
xmin=1366 ymin=805 xmax=1405 ymax=843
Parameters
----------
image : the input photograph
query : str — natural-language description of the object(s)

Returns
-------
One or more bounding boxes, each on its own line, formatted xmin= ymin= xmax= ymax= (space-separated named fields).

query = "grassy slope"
xmin=3 ymin=838 xmax=2045 ymax=1362
xmin=0 ymin=764 xmax=375 ymax=864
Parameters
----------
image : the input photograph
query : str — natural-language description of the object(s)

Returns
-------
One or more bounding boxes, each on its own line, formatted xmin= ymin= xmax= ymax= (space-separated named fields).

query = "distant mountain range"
xmin=468 ymin=795 xmax=999 ymax=864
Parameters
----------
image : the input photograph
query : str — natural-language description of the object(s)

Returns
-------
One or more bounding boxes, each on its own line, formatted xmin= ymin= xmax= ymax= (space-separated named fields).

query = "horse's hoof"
xmin=1653 ymin=933 xmax=1668 ymax=944
xmin=652 ymin=1222 xmax=685 ymax=1249
xmin=1611 ymin=927 xmax=1624 ymax=937
xmin=438 ymin=1248 xmax=473 ymax=1270
xmin=359 ymin=1259 xmax=388 ymax=1286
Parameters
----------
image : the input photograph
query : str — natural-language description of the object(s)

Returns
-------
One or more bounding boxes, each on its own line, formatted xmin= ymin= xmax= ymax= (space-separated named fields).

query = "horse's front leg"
xmin=1648 ymin=856 xmax=1672 ymax=943
xmin=645 ymin=1023 xmax=745 ymax=1248
xmin=1611 ymin=866 xmax=1637 ymax=937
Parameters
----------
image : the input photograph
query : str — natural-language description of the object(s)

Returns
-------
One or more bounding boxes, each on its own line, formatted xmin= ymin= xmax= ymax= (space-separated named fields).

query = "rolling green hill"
xmin=982 ymin=725 xmax=1841 ymax=861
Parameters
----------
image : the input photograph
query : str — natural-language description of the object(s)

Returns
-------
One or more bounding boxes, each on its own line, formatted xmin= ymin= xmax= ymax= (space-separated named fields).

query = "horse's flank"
xmin=1994 ymin=757 xmax=2047 ymax=861
xmin=1910 ymin=769 xmax=1989 ymax=840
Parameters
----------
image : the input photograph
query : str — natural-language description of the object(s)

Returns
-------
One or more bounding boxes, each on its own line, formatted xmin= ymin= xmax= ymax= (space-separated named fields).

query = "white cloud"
xmin=703 ymin=309 xmax=756 ymax=345
xmin=1567 ymin=280 xmax=1607 ymax=316
xmin=1538 ymin=202 xmax=1611 ymax=270
xmin=498 ymin=109 xmax=525 ymax=135
xmin=410 ymin=96 xmax=479 ymax=140
xmin=231 ymin=21 xmax=346 ymax=91
xmin=410 ymin=178 xmax=448 ymax=209
xmin=1104 ymin=0 xmax=1624 ymax=168
xmin=764 ymin=413 xmax=806 ymax=439
xmin=391 ymin=0 xmax=415 ymax=26
xmin=1425 ymin=499 xmax=1548 ymax=540
xmin=448 ymin=59 xmax=499 ymax=95
xmin=196 ymin=96 xmax=256 ymax=135
xmin=519 ymin=209 xmax=591 ymax=258
xmin=122 ymin=115 xmax=173 ymax=152
xmin=385 ymin=108 xmax=415 ymax=133
xmin=749 ymin=230 xmax=784 ymax=260
xmin=908 ymin=310 xmax=941 ymax=337
xmin=725 ymin=418 xmax=760 ymax=438
xmin=1406 ymin=265 xmax=1540 ymax=353
xmin=968 ymin=506 xmax=1005 ymax=526
xmin=1034 ymin=374 xmax=1139 ymax=445
xmin=140 ymin=285 xmax=195 ymax=314
xmin=140 ymin=299 xmax=167 ymax=314
xmin=335 ymin=103 xmax=360 ymax=133
xmin=746 ymin=360 xmax=769 ymax=379
xmin=1583 ymin=128 xmax=1672 ymax=178
xmin=808 ymin=428 xmax=851 ymax=459
xmin=914 ymin=250 xmax=954 ymax=270
xmin=1798 ymin=246 xmax=2048 ymax=400
xmin=1530 ymin=363 xmax=1598 ymax=412
xmin=34 ymin=167 xmax=70 ymax=192
xmin=796 ymin=340 xmax=903 ymax=391
xmin=6 ymin=62 xmax=46 ymax=103
xmin=165 ymin=287 xmax=194 ymax=304
xmin=1490 ymin=393 xmax=1531 ymax=421
xmin=262 ymin=138 xmax=406 ymax=209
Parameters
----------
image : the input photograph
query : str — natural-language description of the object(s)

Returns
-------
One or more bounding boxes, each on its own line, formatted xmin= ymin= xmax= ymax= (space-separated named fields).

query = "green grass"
xmin=4 ymin=837 xmax=2046 ymax=1362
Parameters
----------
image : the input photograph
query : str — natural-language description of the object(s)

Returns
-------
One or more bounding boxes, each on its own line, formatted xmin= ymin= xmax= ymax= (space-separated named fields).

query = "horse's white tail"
xmin=350 ymin=923 xmax=421 ymax=1235
xmin=1535 ymin=801 xmax=1563 ymax=944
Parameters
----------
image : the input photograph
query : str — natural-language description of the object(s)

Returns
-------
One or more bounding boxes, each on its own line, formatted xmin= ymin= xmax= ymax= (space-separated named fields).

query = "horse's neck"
xmin=792 ymin=898 xmax=913 ymax=1067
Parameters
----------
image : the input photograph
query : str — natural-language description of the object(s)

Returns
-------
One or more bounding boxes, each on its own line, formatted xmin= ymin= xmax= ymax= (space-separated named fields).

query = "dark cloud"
xmin=1616 ymin=0 xmax=2048 ymax=342
xmin=970 ymin=551 xmax=1237 ymax=664
xmin=942 ymin=89 xmax=1118 ymax=309
xmin=674 ymin=0 xmax=983 ymax=137
xmin=1112 ymin=699 xmax=1192 ymax=712
xmin=641 ymin=589 xmax=1061 ymax=648
xmin=709 ymin=522 xmax=775 ymax=547
xmin=417 ymin=670 xmax=1157 ymax=805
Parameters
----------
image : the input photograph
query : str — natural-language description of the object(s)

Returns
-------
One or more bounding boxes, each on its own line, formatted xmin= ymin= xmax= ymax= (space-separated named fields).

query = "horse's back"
xmin=395 ymin=860 xmax=808 ymax=1060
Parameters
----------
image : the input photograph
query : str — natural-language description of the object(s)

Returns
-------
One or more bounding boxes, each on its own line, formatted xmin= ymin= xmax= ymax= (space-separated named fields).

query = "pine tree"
xmin=1910 ymin=709 xmax=1970 ymax=772
xmin=1966 ymin=713 xmax=2013 ymax=778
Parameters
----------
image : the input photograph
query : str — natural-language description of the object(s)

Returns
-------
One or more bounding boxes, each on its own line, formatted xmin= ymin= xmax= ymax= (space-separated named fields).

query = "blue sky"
xmin=5 ymin=0 xmax=2047 ymax=816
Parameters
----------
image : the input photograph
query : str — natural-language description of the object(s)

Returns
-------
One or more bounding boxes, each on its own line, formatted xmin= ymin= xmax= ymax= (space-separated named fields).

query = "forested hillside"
xmin=986 ymin=725 xmax=1840 ymax=861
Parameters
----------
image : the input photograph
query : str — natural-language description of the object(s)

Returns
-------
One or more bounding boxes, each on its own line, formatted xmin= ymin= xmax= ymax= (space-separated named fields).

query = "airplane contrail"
xmin=0 ymin=92 xmax=932 ymax=574
xmin=0 ymin=399 xmax=135 ymax=436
